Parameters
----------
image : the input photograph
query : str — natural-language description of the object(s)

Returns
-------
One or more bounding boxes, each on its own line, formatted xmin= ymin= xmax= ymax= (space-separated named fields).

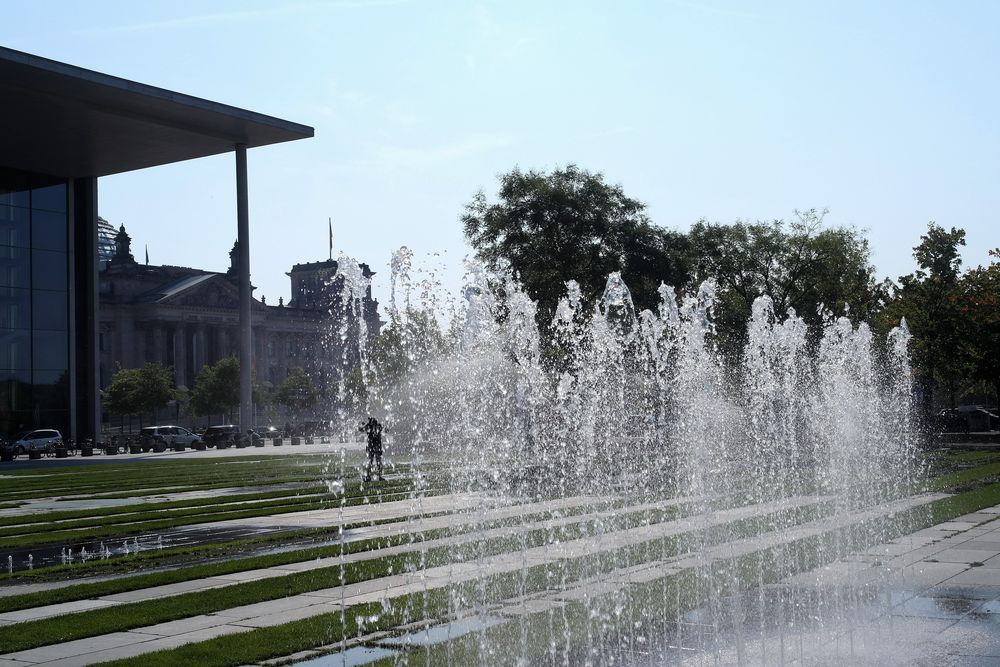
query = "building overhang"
xmin=0 ymin=46 xmax=314 ymax=178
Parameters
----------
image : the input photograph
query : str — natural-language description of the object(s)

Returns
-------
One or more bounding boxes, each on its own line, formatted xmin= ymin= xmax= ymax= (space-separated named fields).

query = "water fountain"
xmin=315 ymin=250 xmax=927 ymax=666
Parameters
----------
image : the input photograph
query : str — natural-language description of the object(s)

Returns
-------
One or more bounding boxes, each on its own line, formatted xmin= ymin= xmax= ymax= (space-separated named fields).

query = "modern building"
xmin=0 ymin=46 xmax=313 ymax=440
xmin=99 ymin=224 xmax=380 ymax=418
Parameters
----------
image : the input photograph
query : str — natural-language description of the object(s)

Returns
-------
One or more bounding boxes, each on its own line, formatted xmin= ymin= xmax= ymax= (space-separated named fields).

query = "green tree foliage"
xmin=367 ymin=309 xmax=450 ymax=391
xmin=104 ymin=363 xmax=177 ymax=421
xmin=462 ymin=165 xmax=693 ymax=319
xmin=690 ymin=210 xmax=883 ymax=352
xmin=959 ymin=249 xmax=1000 ymax=414
xmin=188 ymin=356 xmax=241 ymax=419
xmin=274 ymin=367 xmax=318 ymax=417
xmin=883 ymin=223 xmax=968 ymax=411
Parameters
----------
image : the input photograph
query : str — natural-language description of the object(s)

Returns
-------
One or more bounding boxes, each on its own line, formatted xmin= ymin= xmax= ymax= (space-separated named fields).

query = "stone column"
xmin=217 ymin=327 xmax=229 ymax=361
xmin=152 ymin=326 xmax=164 ymax=365
xmin=193 ymin=326 xmax=206 ymax=373
xmin=173 ymin=326 xmax=188 ymax=388
xmin=118 ymin=317 xmax=135 ymax=368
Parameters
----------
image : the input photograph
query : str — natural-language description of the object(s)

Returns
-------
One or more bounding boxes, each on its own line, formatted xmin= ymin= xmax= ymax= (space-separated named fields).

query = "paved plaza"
xmin=4 ymin=488 xmax=1000 ymax=665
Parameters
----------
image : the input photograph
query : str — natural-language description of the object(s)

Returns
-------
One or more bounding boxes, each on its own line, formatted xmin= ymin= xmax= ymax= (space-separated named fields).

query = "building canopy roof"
xmin=0 ymin=46 xmax=314 ymax=178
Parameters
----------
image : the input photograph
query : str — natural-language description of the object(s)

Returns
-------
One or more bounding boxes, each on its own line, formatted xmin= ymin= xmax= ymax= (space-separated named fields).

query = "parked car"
xmin=139 ymin=426 xmax=202 ymax=450
xmin=203 ymin=425 xmax=240 ymax=448
xmin=9 ymin=429 xmax=62 ymax=456
xmin=203 ymin=425 xmax=263 ymax=447
xmin=935 ymin=409 xmax=968 ymax=433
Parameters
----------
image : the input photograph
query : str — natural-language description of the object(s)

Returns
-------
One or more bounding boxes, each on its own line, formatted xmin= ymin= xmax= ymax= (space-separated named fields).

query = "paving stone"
xmin=896 ymin=561 xmax=969 ymax=587
xmin=98 ymin=577 xmax=235 ymax=602
xmin=948 ymin=567 xmax=1000 ymax=587
xmin=497 ymin=598 xmax=566 ymax=616
xmin=211 ymin=595 xmax=324 ymax=620
xmin=930 ymin=548 xmax=996 ymax=565
xmin=233 ymin=602 xmax=339 ymax=628
xmin=0 ymin=598 xmax=117 ymax=624
xmin=137 ymin=614 xmax=232 ymax=637
xmin=3 ymin=631 xmax=156 ymax=663
xmin=954 ymin=540 xmax=1000 ymax=553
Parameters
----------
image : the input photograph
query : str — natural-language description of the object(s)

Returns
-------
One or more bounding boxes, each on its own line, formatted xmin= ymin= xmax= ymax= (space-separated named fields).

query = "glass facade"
xmin=0 ymin=169 xmax=70 ymax=437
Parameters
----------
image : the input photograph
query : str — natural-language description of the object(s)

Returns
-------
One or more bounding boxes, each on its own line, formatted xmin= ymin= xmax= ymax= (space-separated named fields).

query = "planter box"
xmin=291 ymin=437 xmax=301 ymax=446
xmin=0 ymin=450 xmax=14 ymax=462
xmin=321 ymin=436 xmax=330 ymax=444
xmin=129 ymin=445 xmax=142 ymax=454
xmin=273 ymin=437 xmax=283 ymax=446
xmin=55 ymin=447 xmax=68 ymax=458
xmin=304 ymin=436 xmax=314 ymax=445
xmin=28 ymin=450 xmax=43 ymax=460
xmin=253 ymin=439 xmax=265 ymax=447
xmin=193 ymin=441 xmax=206 ymax=451
xmin=235 ymin=440 xmax=247 ymax=448
xmin=104 ymin=446 xmax=118 ymax=456
xmin=81 ymin=447 xmax=93 ymax=457
xmin=152 ymin=441 xmax=167 ymax=453
xmin=173 ymin=443 xmax=185 ymax=452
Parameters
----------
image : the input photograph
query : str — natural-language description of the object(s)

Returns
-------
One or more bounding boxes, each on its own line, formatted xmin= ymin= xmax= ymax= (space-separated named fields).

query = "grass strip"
xmin=0 ymin=479 xmax=417 ymax=538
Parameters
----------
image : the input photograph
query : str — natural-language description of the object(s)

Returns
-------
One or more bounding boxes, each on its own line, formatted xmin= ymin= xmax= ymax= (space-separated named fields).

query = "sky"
xmin=3 ymin=1 xmax=998 ymax=312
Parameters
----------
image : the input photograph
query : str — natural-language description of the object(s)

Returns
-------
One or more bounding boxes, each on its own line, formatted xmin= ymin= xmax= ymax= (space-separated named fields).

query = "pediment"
xmin=156 ymin=275 xmax=262 ymax=310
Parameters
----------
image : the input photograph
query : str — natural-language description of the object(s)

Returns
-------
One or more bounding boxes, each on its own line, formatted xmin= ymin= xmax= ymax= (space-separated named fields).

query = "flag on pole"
xmin=328 ymin=217 xmax=333 ymax=260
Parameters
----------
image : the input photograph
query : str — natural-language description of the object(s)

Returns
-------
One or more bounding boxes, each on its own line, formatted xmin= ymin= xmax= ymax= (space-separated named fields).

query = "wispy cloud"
xmin=75 ymin=0 xmax=408 ymax=36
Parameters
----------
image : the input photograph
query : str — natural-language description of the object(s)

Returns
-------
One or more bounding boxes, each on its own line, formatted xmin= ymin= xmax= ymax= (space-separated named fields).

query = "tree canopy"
xmin=104 ymin=363 xmax=177 ymax=419
xmin=690 ymin=210 xmax=883 ymax=351
xmin=274 ymin=367 xmax=318 ymax=415
xmin=462 ymin=165 xmax=691 ymax=318
xmin=882 ymin=223 xmax=969 ymax=410
xmin=187 ymin=356 xmax=241 ymax=419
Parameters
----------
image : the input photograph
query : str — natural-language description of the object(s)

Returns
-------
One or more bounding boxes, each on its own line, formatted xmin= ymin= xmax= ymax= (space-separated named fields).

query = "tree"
xmin=689 ymin=210 xmax=883 ymax=353
xmin=882 ymin=223 xmax=968 ymax=412
xmin=188 ymin=356 xmax=241 ymax=421
xmin=462 ymin=165 xmax=692 ymax=320
xmin=367 ymin=308 xmax=450 ymax=391
xmin=959 ymin=248 xmax=1000 ymax=415
xmin=104 ymin=363 xmax=177 ymax=429
xmin=274 ymin=367 xmax=318 ymax=421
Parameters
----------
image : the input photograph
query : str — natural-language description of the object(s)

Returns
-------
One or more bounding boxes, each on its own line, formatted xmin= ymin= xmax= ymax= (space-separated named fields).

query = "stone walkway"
xmin=0 ymin=492 xmax=943 ymax=666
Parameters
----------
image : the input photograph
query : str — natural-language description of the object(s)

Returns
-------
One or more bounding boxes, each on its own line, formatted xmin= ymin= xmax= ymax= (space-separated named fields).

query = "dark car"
xmin=202 ymin=425 xmax=240 ymax=448
xmin=139 ymin=425 xmax=201 ymax=450
xmin=203 ymin=425 xmax=263 ymax=448
xmin=935 ymin=409 xmax=968 ymax=433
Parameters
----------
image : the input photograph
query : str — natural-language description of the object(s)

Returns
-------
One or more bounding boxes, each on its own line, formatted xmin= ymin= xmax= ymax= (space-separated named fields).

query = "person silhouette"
xmin=359 ymin=416 xmax=384 ymax=481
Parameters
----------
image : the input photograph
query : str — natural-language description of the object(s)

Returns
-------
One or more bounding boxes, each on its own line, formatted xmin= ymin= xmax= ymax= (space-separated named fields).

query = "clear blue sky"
xmin=4 ymin=1 xmax=998 ymax=310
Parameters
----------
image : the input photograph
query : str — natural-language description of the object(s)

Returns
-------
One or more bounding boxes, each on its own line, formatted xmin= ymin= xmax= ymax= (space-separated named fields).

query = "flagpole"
xmin=328 ymin=217 xmax=333 ymax=261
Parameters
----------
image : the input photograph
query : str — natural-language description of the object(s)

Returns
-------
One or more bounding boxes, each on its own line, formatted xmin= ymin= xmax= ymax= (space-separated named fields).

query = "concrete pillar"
xmin=236 ymin=144 xmax=253 ymax=433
